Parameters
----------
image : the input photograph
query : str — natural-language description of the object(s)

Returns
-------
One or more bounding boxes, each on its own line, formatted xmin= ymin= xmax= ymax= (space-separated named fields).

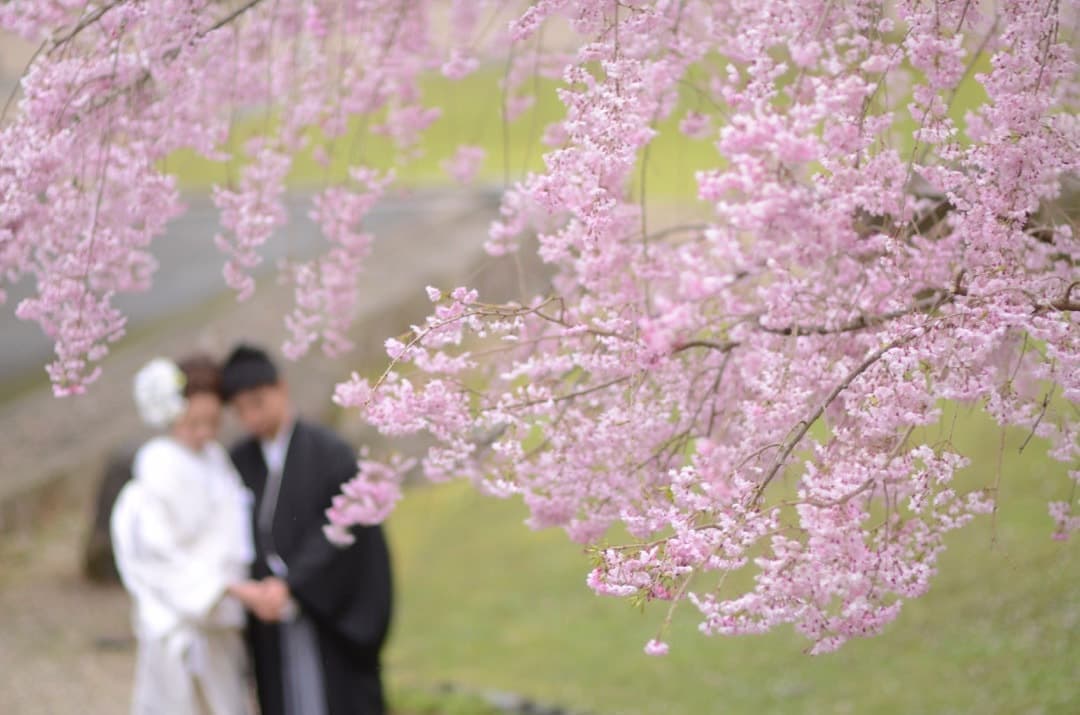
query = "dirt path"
xmin=0 ymin=494 xmax=134 ymax=715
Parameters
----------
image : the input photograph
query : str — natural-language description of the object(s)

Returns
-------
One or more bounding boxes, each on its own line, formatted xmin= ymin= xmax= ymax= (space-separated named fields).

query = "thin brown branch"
xmin=795 ymin=478 xmax=875 ymax=509
xmin=705 ymin=352 xmax=733 ymax=436
xmin=46 ymin=1 xmax=124 ymax=55
xmin=1047 ymin=281 xmax=1080 ymax=312
xmin=942 ymin=16 xmax=998 ymax=118
xmin=500 ymin=42 xmax=515 ymax=187
xmin=204 ymin=0 xmax=271 ymax=38
xmin=364 ymin=297 xmax=563 ymax=400
xmin=641 ymin=223 xmax=710 ymax=242
xmin=1033 ymin=0 xmax=1060 ymax=95
xmin=756 ymin=287 xmax=956 ymax=337
xmin=955 ymin=0 xmax=974 ymax=33
xmin=792 ymin=424 xmax=915 ymax=510
xmin=1018 ymin=387 xmax=1054 ymax=454
xmin=990 ymin=423 xmax=1006 ymax=547
xmin=673 ymin=339 xmax=739 ymax=353
xmin=751 ymin=337 xmax=910 ymax=503
xmin=60 ymin=0 xmax=271 ymax=123
xmin=493 ymin=374 xmax=634 ymax=411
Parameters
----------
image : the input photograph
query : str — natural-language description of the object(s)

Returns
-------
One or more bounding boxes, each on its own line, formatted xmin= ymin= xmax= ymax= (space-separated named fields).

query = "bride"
xmin=111 ymin=355 xmax=256 ymax=715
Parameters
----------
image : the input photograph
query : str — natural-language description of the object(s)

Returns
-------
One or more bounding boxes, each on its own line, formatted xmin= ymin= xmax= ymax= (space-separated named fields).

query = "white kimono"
xmin=111 ymin=436 xmax=255 ymax=715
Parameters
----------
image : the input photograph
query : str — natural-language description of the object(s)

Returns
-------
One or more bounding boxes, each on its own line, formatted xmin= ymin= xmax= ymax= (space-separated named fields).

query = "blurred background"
xmin=1 ymin=26 xmax=1078 ymax=715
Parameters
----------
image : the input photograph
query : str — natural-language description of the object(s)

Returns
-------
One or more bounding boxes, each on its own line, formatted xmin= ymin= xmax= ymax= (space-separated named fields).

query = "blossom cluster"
xmin=2 ymin=1 xmax=1077 ymax=653
xmin=329 ymin=1 xmax=1079 ymax=654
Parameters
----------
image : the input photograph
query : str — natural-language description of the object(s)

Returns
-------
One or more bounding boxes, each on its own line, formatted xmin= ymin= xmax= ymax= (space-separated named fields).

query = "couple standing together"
xmin=110 ymin=345 xmax=392 ymax=715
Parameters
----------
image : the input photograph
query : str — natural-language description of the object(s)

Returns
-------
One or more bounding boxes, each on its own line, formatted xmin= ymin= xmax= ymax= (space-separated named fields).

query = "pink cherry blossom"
xmin=441 ymin=145 xmax=487 ymax=184
xmin=2 ymin=1 xmax=1077 ymax=655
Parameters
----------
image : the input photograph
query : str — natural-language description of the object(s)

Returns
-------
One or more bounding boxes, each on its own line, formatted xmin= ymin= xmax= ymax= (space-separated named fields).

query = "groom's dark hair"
xmin=221 ymin=344 xmax=279 ymax=402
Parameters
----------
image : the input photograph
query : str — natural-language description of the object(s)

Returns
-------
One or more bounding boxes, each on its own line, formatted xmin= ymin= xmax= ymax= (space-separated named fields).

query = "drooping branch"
xmin=46 ymin=1 xmax=123 ymax=55
xmin=752 ymin=336 xmax=911 ymax=503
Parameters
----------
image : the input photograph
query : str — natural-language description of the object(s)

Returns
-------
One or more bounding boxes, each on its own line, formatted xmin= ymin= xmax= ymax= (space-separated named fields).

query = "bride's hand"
xmin=227 ymin=580 xmax=263 ymax=609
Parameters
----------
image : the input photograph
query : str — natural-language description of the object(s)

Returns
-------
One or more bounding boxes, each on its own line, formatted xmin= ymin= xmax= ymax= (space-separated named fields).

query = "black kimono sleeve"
xmin=284 ymin=432 xmax=393 ymax=656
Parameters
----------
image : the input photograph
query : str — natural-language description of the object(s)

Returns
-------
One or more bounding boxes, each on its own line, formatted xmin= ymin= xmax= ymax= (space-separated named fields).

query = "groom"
xmin=222 ymin=344 xmax=392 ymax=715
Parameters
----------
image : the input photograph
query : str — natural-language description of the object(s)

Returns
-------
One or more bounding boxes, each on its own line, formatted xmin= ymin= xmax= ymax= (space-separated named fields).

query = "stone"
xmin=82 ymin=441 xmax=141 ymax=583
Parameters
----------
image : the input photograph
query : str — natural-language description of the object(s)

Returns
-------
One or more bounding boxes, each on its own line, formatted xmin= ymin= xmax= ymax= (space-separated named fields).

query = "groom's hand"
xmin=228 ymin=579 xmax=289 ymax=622
xmin=258 ymin=577 xmax=292 ymax=622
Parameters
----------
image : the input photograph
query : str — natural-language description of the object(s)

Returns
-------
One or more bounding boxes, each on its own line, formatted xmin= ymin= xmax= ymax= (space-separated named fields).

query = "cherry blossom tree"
xmin=1 ymin=1 xmax=1077 ymax=654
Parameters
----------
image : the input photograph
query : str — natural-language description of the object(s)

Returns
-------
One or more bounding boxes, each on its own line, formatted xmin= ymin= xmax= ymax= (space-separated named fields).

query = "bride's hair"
xmin=176 ymin=354 xmax=223 ymax=399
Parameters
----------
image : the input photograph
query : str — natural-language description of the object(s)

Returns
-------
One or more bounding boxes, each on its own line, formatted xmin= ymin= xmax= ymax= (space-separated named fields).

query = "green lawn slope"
xmin=383 ymin=408 xmax=1078 ymax=715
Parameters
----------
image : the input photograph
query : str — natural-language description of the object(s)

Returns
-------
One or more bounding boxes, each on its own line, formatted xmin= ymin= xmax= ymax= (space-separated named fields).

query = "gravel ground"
xmin=0 ymin=492 xmax=135 ymax=715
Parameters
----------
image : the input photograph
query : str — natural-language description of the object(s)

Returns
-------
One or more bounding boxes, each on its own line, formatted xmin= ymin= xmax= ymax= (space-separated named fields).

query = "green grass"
xmin=163 ymin=67 xmax=725 ymax=202
xmin=163 ymin=53 xmax=996 ymax=208
xmin=382 ymin=407 xmax=1078 ymax=715
xmin=163 ymin=69 xmax=568 ymax=192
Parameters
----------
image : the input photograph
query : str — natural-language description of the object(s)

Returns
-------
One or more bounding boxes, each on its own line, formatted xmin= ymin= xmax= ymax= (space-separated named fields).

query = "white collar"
xmin=259 ymin=418 xmax=296 ymax=474
xmin=260 ymin=418 xmax=295 ymax=450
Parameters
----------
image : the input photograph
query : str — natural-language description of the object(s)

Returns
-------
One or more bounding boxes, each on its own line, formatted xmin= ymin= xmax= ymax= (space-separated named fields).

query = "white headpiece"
xmin=133 ymin=358 xmax=187 ymax=428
